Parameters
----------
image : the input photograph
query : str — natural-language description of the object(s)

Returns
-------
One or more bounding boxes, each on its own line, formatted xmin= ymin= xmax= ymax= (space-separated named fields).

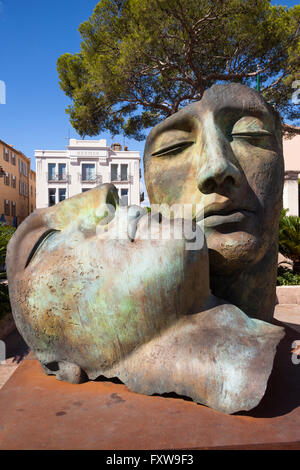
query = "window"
xmin=30 ymin=185 xmax=33 ymax=196
xmin=82 ymin=164 xmax=95 ymax=181
xmin=19 ymin=180 xmax=27 ymax=196
xmin=4 ymin=173 xmax=10 ymax=186
xmin=58 ymin=163 xmax=66 ymax=181
xmin=11 ymin=153 xmax=16 ymax=165
xmin=48 ymin=163 xmax=56 ymax=181
xmin=18 ymin=159 xmax=28 ymax=176
xmin=121 ymin=164 xmax=128 ymax=181
xmin=48 ymin=188 xmax=56 ymax=207
xmin=3 ymin=148 xmax=9 ymax=162
xmin=59 ymin=188 xmax=66 ymax=202
xmin=11 ymin=202 xmax=16 ymax=217
xmin=4 ymin=200 xmax=10 ymax=216
xmin=110 ymin=164 xmax=128 ymax=182
xmin=31 ymin=204 xmax=33 ymax=213
xmin=11 ymin=175 xmax=16 ymax=188
xmin=111 ymin=164 xmax=118 ymax=181
xmin=120 ymin=188 xmax=128 ymax=206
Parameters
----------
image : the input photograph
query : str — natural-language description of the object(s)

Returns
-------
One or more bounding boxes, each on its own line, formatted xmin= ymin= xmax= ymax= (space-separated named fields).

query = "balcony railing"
xmin=47 ymin=173 xmax=71 ymax=184
xmin=110 ymin=174 xmax=133 ymax=184
xmin=80 ymin=174 xmax=103 ymax=184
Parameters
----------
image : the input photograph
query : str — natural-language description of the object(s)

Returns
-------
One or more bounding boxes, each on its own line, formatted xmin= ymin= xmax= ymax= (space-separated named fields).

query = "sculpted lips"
xmin=196 ymin=201 xmax=256 ymax=228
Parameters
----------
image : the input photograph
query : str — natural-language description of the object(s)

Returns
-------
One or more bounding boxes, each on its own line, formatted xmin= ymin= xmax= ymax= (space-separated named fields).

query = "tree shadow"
xmin=4 ymin=329 xmax=30 ymax=364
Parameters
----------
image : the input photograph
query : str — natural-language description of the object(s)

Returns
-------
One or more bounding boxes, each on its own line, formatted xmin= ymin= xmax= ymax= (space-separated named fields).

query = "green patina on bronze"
xmin=144 ymin=83 xmax=284 ymax=322
xmin=6 ymin=85 xmax=286 ymax=414
xmin=7 ymin=186 xmax=209 ymax=376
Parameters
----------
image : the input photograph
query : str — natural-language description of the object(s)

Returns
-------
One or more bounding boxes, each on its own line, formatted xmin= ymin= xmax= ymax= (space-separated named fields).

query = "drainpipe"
xmin=257 ymin=73 xmax=260 ymax=93
xmin=256 ymin=64 xmax=261 ymax=93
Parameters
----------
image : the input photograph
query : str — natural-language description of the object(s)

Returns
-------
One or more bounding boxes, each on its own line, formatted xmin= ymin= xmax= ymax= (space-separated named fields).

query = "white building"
xmin=35 ymin=139 xmax=141 ymax=208
xmin=283 ymin=135 xmax=300 ymax=216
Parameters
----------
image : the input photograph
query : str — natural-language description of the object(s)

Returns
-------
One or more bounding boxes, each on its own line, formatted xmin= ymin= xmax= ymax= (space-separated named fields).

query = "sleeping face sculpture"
xmin=144 ymin=84 xmax=284 ymax=321
xmin=6 ymin=84 xmax=285 ymax=415
xmin=6 ymin=184 xmax=209 ymax=376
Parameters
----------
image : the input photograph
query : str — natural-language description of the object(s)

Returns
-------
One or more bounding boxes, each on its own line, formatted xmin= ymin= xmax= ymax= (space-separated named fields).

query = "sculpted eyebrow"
xmin=216 ymin=104 xmax=272 ymax=123
xmin=152 ymin=114 xmax=195 ymax=138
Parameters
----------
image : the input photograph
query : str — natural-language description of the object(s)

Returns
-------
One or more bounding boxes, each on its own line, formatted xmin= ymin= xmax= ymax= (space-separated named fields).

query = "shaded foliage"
xmin=0 ymin=283 xmax=11 ymax=319
xmin=279 ymin=209 xmax=300 ymax=274
xmin=57 ymin=0 xmax=300 ymax=140
xmin=0 ymin=224 xmax=15 ymax=273
xmin=0 ymin=224 xmax=14 ymax=317
xmin=277 ymin=266 xmax=300 ymax=286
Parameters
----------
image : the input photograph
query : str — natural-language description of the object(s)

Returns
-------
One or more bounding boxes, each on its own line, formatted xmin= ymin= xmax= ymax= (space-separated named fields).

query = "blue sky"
xmin=0 ymin=0 xmax=148 ymax=167
xmin=0 ymin=0 xmax=298 ymax=200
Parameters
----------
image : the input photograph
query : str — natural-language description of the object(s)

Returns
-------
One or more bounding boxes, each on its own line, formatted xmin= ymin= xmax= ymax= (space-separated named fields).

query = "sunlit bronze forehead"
xmin=144 ymin=84 xmax=281 ymax=162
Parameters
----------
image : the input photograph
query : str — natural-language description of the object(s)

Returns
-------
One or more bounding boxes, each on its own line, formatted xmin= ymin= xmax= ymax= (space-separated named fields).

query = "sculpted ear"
xmin=6 ymin=184 xmax=120 ymax=281
xmin=43 ymin=183 xmax=119 ymax=230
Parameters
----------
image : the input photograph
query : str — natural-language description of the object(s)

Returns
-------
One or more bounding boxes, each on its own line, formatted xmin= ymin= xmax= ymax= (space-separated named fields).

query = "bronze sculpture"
xmin=145 ymin=83 xmax=284 ymax=323
xmin=6 ymin=84 xmax=285 ymax=414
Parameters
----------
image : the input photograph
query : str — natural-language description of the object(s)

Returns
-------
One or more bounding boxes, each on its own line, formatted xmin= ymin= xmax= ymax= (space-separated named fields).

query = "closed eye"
xmin=231 ymin=130 xmax=272 ymax=138
xmin=151 ymin=140 xmax=194 ymax=157
xmin=25 ymin=229 xmax=60 ymax=268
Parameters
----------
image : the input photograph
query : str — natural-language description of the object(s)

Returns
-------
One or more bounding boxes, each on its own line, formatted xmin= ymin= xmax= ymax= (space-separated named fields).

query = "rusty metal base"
xmin=0 ymin=322 xmax=300 ymax=450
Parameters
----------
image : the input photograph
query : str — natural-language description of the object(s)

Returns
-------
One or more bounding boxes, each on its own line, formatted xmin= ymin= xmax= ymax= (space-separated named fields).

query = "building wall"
xmin=0 ymin=139 xmax=36 ymax=227
xmin=35 ymin=139 xmax=141 ymax=209
xmin=282 ymin=136 xmax=300 ymax=216
xmin=29 ymin=169 xmax=36 ymax=215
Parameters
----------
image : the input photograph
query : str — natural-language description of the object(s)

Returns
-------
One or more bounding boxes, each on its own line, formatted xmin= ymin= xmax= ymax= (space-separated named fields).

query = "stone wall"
xmin=276 ymin=286 xmax=300 ymax=305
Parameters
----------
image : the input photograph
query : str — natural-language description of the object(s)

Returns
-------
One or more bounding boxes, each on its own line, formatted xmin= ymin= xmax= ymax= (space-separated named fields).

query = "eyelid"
xmin=151 ymin=140 xmax=194 ymax=157
xmin=231 ymin=130 xmax=272 ymax=137
xmin=25 ymin=229 xmax=60 ymax=268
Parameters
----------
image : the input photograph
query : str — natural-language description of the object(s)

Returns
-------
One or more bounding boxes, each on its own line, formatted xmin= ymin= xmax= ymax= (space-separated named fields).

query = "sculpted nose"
xmin=197 ymin=132 xmax=241 ymax=194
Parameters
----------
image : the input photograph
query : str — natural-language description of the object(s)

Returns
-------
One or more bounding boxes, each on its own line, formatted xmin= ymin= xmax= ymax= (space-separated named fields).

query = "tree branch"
xmin=283 ymin=123 xmax=300 ymax=136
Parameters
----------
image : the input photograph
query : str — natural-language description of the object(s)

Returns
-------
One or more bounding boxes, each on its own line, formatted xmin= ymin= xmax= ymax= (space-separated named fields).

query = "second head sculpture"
xmin=144 ymin=83 xmax=284 ymax=323
xmin=6 ymin=83 xmax=285 ymax=414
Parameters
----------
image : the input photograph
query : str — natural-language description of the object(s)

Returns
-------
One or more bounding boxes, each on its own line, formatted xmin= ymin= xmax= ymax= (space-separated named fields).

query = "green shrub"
xmin=0 ymin=223 xmax=15 ymax=277
xmin=279 ymin=209 xmax=300 ymax=274
xmin=0 ymin=283 xmax=11 ymax=320
xmin=277 ymin=266 xmax=300 ymax=286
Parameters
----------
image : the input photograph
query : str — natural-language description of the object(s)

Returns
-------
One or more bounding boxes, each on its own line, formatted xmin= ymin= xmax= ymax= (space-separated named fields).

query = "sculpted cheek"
xmin=147 ymin=155 xmax=196 ymax=206
xmin=10 ymin=227 xmax=209 ymax=379
xmin=231 ymin=141 xmax=283 ymax=205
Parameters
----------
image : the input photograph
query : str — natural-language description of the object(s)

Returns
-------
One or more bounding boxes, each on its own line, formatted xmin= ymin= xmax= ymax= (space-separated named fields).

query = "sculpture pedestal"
xmin=0 ymin=323 xmax=300 ymax=450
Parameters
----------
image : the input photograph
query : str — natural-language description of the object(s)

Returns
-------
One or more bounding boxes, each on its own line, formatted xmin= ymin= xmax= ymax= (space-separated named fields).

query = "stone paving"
xmin=0 ymin=328 xmax=30 ymax=389
xmin=0 ymin=304 xmax=299 ymax=390
xmin=274 ymin=304 xmax=300 ymax=332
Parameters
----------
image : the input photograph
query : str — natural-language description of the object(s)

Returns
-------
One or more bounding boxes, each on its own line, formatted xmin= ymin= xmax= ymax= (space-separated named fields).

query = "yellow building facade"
xmin=0 ymin=139 xmax=36 ymax=227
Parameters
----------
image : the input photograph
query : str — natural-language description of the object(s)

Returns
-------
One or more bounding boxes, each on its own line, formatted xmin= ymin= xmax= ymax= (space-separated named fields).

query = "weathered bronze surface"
xmin=6 ymin=84 xmax=285 ymax=414
xmin=107 ymin=303 xmax=284 ymax=414
xmin=7 ymin=185 xmax=210 ymax=377
xmin=144 ymin=83 xmax=284 ymax=323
